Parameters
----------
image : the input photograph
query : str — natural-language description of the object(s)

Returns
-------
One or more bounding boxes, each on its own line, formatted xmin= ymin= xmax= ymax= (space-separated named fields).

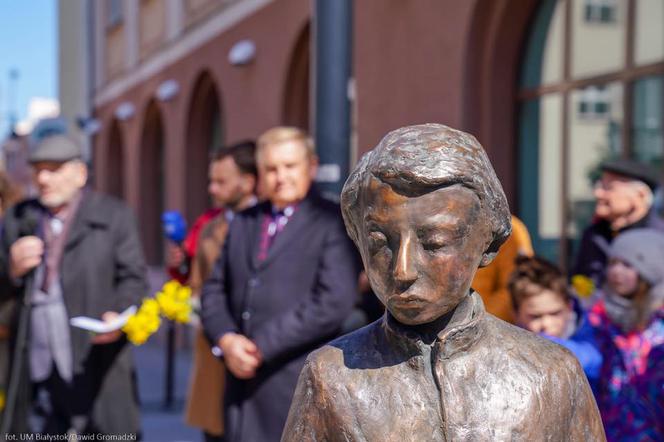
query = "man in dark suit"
xmin=0 ymin=135 xmax=147 ymax=436
xmin=201 ymin=127 xmax=359 ymax=442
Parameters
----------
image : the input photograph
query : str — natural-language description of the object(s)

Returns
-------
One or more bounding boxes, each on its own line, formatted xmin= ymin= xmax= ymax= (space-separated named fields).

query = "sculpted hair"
xmin=341 ymin=124 xmax=512 ymax=257
xmin=256 ymin=126 xmax=315 ymax=159
xmin=508 ymin=255 xmax=570 ymax=310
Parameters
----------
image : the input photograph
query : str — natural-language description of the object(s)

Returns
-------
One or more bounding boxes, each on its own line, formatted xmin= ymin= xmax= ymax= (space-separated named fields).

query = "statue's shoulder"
xmin=486 ymin=314 xmax=576 ymax=351
xmin=305 ymin=319 xmax=385 ymax=376
xmin=482 ymin=314 xmax=587 ymax=378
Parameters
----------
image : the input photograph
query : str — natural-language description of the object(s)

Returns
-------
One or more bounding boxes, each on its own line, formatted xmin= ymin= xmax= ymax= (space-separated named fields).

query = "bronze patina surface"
xmin=282 ymin=124 xmax=605 ymax=442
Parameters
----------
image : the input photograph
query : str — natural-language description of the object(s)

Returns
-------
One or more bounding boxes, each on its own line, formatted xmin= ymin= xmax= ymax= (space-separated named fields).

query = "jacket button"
xmin=248 ymin=278 xmax=260 ymax=288
xmin=241 ymin=311 xmax=251 ymax=320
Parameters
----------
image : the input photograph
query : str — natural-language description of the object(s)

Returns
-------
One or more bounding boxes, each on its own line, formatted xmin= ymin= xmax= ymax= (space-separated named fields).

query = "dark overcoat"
xmin=0 ymin=191 xmax=147 ymax=434
xmin=201 ymin=191 xmax=359 ymax=442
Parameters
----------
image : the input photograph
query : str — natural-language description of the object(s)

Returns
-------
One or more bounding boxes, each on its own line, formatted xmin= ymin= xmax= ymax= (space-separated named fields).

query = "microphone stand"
xmin=0 ymin=270 xmax=34 ymax=435
xmin=1 ymin=212 xmax=41 ymax=435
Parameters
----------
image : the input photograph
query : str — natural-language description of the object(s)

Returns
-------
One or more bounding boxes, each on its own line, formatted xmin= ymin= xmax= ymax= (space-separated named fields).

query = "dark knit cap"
xmin=609 ymin=228 xmax=664 ymax=285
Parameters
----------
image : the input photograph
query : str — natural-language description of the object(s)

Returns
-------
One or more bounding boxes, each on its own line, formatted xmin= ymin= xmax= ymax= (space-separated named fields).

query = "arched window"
xmin=185 ymin=71 xmax=222 ymax=224
xmin=140 ymin=100 xmax=166 ymax=265
xmin=106 ymin=119 xmax=125 ymax=199
xmin=283 ymin=22 xmax=311 ymax=131
xmin=518 ymin=0 xmax=663 ymax=266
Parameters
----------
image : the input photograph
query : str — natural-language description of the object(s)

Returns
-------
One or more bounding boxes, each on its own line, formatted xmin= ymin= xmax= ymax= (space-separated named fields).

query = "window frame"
xmin=517 ymin=0 xmax=664 ymax=269
xmin=106 ymin=0 xmax=124 ymax=30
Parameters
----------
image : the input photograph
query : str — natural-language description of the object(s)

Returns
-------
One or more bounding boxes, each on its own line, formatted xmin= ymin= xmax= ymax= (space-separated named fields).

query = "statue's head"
xmin=341 ymin=124 xmax=511 ymax=325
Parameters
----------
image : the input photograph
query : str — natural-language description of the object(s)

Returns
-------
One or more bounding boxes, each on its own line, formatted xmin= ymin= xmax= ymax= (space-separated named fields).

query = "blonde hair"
xmin=256 ymin=126 xmax=315 ymax=160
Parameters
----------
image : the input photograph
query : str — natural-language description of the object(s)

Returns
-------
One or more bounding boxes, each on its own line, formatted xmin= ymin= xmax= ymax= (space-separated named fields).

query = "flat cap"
xmin=601 ymin=159 xmax=660 ymax=190
xmin=29 ymin=134 xmax=83 ymax=164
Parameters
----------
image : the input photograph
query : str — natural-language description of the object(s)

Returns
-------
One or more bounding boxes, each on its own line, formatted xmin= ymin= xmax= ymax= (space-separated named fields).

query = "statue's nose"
xmin=393 ymin=233 xmax=418 ymax=287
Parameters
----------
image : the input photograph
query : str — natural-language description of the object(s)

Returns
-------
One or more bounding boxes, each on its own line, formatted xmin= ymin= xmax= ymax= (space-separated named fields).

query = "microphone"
xmin=162 ymin=211 xmax=187 ymax=244
xmin=18 ymin=211 xmax=40 ymax=238
xmin=162 ymin=211 xmax=189 ymax=277
xmin=15 ymin=202 xmax=41 ymax=238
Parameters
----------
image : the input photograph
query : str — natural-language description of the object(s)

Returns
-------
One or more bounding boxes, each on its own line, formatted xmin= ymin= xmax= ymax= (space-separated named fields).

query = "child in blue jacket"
xmin=509 ymin=256 xmax=602 ymax=392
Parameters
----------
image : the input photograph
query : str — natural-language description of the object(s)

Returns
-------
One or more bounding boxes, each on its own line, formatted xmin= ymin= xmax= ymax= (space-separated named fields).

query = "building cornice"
xmin=94 ymin=0 xmax=272 ymax=108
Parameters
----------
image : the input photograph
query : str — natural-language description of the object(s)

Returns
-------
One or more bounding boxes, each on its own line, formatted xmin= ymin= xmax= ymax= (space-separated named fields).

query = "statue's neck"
xmin=406 ymin=308 xmax=457 ymax=345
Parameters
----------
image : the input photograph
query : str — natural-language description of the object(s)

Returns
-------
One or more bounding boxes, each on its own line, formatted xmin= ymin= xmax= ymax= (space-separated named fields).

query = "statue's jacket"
xmin=282 ymin=292 xmax=606 ymax=442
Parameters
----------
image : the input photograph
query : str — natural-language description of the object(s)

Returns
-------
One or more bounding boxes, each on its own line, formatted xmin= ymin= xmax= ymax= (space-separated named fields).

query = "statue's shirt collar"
xmin=381 ymin=291 xmax=486 ymax=360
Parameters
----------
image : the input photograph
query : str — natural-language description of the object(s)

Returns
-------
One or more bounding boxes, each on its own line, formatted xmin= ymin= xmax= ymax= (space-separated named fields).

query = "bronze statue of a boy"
xmin=282 ymin=124 xmax=605 ymax=441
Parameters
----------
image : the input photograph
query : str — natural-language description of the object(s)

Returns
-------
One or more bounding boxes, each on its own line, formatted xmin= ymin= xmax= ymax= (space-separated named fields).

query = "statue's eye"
xmin=422 ymin=241 xmax=446 ymax=252
xmin=368 ymin=231 xmax=388 ymax=249
xmin=420 ymin=233 xmax=457 ymax=252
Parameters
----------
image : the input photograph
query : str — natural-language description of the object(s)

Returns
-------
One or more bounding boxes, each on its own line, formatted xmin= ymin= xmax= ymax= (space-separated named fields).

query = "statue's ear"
xmin=479 ymin=251 xmax=497 ymax=268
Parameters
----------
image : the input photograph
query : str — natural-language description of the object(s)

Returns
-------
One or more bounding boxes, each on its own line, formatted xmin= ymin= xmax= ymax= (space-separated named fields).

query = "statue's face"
xmin=360 ymin=177 xmax=491 ymax=325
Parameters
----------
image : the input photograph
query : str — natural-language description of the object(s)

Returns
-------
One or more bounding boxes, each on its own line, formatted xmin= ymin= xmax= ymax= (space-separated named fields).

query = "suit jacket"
xmin=283 ymin=292 xmax=606 ymax=442
xmin=0 ymin=191 xmax=147 ymax=434
xmin=201 ymin=190 xmax=359 ymax=442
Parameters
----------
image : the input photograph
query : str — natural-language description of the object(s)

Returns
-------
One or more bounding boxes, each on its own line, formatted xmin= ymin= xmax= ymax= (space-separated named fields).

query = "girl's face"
xmin=606 ymin=259 xmax=641 ymax=297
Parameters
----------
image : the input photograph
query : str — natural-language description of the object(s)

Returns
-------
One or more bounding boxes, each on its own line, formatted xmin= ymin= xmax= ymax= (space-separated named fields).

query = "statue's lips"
xmin=388 ymin=294 xmax=425 ymax=306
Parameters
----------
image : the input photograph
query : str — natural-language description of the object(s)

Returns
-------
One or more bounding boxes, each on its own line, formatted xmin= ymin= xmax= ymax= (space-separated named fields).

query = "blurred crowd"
xmin=506 ymin=160 xmax=664 ymax=441
xmin=0 ymin=126 xmax=662 ymax=442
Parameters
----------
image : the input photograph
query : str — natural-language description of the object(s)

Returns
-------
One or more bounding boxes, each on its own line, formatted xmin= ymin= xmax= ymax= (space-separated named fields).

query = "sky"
xmin=0 ymin=0 xmax=57 ymax=137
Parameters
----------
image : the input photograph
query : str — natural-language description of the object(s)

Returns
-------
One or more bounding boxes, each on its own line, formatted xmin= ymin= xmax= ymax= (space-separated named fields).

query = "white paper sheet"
xmin=69 ymin=305 xmax=137 ymax=333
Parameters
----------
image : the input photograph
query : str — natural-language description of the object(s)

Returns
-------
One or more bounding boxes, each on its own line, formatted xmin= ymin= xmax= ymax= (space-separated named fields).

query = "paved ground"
xmin=135 ymin=339 xmax=199 ymax=442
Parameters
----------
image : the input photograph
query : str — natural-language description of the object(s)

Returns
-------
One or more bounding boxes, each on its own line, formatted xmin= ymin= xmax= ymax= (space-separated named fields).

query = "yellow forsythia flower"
xmin=162 ymin=280 xmax=180 ymax=297
xmin=123 ymin=298 xmax=162 ymax=345
xmin=122 ymin=280 xmax=192 ymax=345
xmin=142 ymin=298 xmax=160 ymax=316
xmin=175 ymin=285 xmax=191 ymax=302
xmin=156 ymin=280 xmax=192 ymax=324
xmin=0 ymin=389 xmax=5 ymax=410
xmin=175 ymin=304 xmax=192 ymax=323
xmin=571 ymin=275 xmax=595 ymax=298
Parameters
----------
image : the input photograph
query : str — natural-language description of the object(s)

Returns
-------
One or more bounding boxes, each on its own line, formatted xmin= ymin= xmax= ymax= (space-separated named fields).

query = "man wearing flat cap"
xmin=0 ymin=135 xmax=147 ymax=436
xmin=572 ymin=159 xmax=664 ymax=287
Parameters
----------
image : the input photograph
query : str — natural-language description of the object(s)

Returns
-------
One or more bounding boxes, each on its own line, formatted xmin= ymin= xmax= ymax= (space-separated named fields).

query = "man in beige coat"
xmin=282 ymin=124 xmax=605 ymax=441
